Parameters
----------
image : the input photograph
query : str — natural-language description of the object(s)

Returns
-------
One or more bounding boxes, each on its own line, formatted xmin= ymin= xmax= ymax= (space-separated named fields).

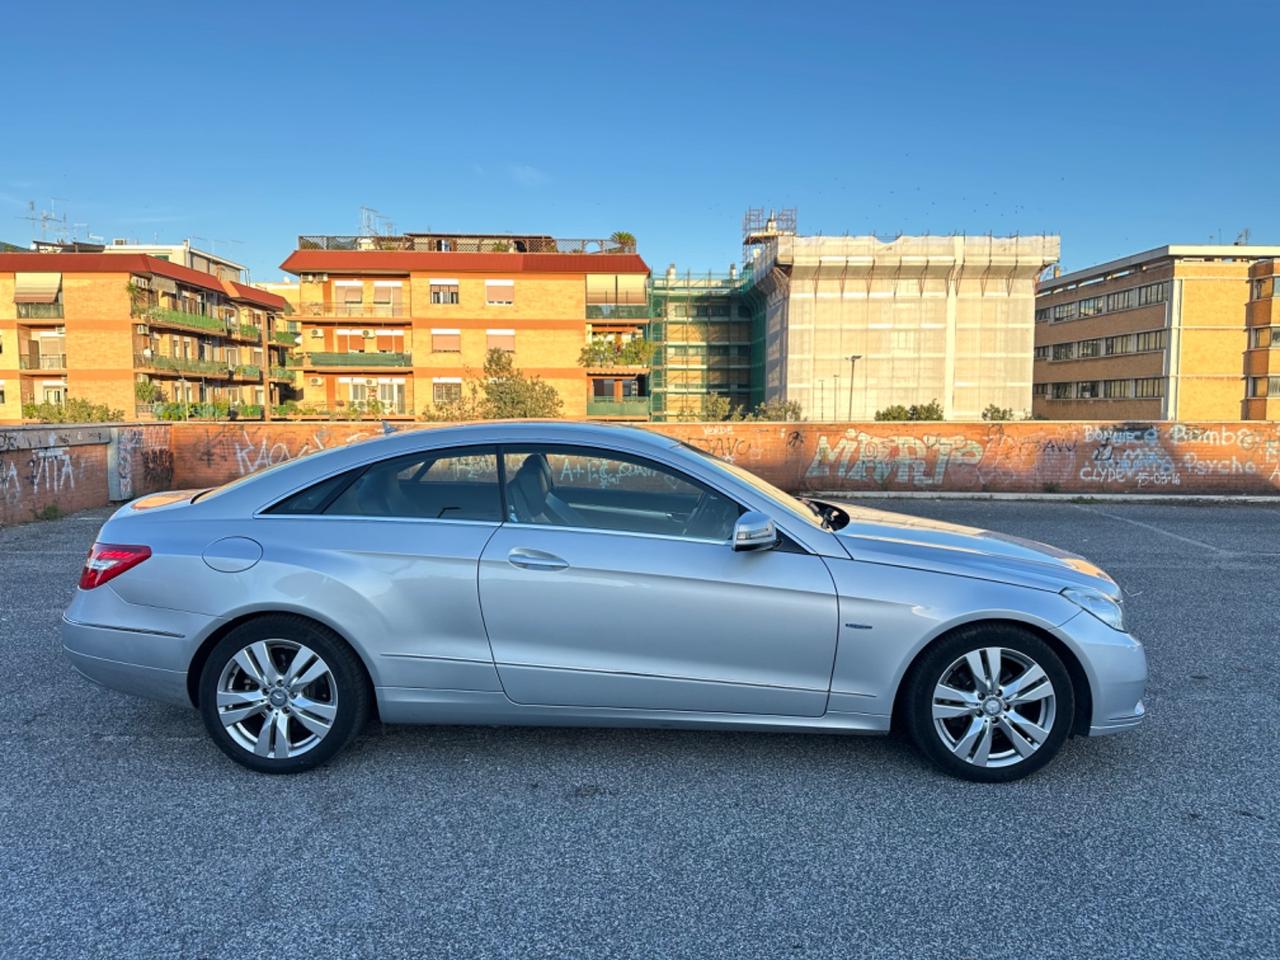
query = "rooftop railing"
xmin=305 ymin=351 xmax=413 ymax=367
xmin=297 ymin=234 xmax=636 ymax=254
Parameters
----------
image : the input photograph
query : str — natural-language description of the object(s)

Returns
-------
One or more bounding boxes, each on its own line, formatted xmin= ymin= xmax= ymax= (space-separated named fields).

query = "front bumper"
xmin=1056 ymin=610 xmax=1148 ymax=737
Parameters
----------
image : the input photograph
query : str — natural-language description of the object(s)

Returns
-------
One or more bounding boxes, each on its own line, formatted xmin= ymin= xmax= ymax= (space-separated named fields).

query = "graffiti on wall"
xmin=184 ymin=423 xmax=411 ymax=481
xmin=650 ymin=420 xmax=1280 ymax=495
xmin=0 ymin=431 xmax=89 ymax=509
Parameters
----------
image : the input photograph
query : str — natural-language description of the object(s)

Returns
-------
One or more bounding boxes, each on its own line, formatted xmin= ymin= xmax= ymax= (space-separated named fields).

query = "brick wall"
xmin=166 ymin=419 xmax=1280 ymax=496
xmin=3 ymin=418 xmax=1278 ymax=528
xmin=0 ymin=423 xmax=175 ymax=527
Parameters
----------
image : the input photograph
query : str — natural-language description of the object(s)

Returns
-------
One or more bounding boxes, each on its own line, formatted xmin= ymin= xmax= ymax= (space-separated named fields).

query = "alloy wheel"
xmin=931 ymin=646 xmax=1057 ymax=768
xmin=215 ymin=639 xmax=338 ymax=760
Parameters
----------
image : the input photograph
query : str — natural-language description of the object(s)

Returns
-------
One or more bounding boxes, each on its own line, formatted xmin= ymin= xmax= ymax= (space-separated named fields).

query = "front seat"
xmin=507 ymin=454 xmax=585 ymax=526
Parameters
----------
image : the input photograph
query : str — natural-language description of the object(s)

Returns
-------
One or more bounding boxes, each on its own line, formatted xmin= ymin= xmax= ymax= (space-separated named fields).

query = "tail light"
xmin=80 ymin=543 xmax=152 ymax=590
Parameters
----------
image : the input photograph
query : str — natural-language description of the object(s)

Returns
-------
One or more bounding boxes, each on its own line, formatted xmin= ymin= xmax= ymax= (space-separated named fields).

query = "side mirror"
xmin=732 ymin=511 xmax=777 ymax=551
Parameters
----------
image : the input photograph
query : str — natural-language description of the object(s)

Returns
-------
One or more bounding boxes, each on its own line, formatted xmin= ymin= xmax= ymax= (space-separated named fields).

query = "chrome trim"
xmin=60 ymin=613 xmax=185 ymax=639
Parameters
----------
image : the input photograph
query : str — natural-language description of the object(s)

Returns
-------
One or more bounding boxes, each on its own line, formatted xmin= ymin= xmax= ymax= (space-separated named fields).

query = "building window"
xmin=1249 ymin=326 xmax=1279 ymax=349
xmin=1078 ymin=297 xmax=1104 ymax=318
xmin=430 ymin=329 xmax=461 ymax=352
xmin=1077 ymin=338 xmax=1102 ymax=358
xmin=1052 ymin=342 xmax=1075 ymax=361
xmin=1251 ymin=278 xmax=1275 ymax=301
xmin=334 ymin=281 xmax=363 ymax=315
xmin=1249 ymin=376 xmax=1280 ymax=397
xmin=1137 ymin=282 xmax=1168 ymax=307
xmin=432 ymin=379 xmax=462 ymax=405
xmin=372 ymin=282 xmax=403 ymax=316
xmin=1051 ymin=382 xmax=1072 ymax=400
xmin=1052 ymin=302 xmax=1078 ymax=322
xmin=1033 ymin=345 xmax=1050 ymax=360
xmin=1135 ymin=330 xmax=1166 ymax=353
xmin=1076 ymin=381 xmax=1100 ymax=399
xmin=430 ymin=280 xmax=460 ymax=305
xmin=1035 ymin=307 xmax=1051 ymax=323
xmin=1103 ymin=379 xmax=1133 ymax=399
xmin=485 ymin=280 xmax=515 ymax=306
xmin=486 ymin=329 xmax=515 ymax=352
xmin=1106 ymin=288 xmax=1137 ymax=313
xmin=1032 ymin=383 xmax=1048 ymax=397
xmin=0 ymin=382 xmax=5 ymax=405
xmin=1134 ymin=377 xmax=1165 ymax=399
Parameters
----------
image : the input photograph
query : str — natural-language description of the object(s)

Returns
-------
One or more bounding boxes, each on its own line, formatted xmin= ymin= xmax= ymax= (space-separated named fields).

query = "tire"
xmin=198 ymin=614 xmax=370 ymax=774
xmin=903 ymin=624 xmax=1075 ymax=783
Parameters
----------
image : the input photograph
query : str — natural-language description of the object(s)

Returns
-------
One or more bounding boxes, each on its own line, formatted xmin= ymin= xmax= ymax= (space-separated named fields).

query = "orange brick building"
xmin=0 ymin=253 xmax=294 ymax=422
xmin=1244 ymin=258 xmax=1280 ymax=420
xmin=279 ymin=232 xmax=651 ymax=419
xmin=1034 ymin=245 xmax=1280 ymax=421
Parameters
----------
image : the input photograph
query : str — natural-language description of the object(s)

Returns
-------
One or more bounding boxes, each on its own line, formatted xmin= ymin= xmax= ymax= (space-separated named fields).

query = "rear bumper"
xmin=60 ymin=587 xmax=215 ymax=707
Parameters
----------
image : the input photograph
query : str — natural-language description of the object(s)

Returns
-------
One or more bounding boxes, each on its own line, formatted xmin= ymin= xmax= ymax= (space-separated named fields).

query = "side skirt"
xmin=375 ymin=687 xmax=891 ymax=734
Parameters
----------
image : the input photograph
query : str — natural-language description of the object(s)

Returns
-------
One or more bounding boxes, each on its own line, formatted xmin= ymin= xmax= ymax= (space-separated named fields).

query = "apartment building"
xmin=742 ymin=213 xmax=1058 ymax=420
xmin=1244 ymin=258 xmax=1280 ymax=420
xmin=279 ymin=232 xmax=650 ymax=419
xmin=1033 ymin=245 xmax=1280 ymax=420
xmin=0 ymin=253 xmax=295 ymax=422
xmin=649 ymin=265 xmax=760 ymax=420
xmin=33 ymin=238 xmax=247 ymax=282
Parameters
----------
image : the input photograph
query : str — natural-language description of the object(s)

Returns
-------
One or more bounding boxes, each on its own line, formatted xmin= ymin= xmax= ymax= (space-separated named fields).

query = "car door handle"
xmin=507 ymin=548 xmax=569 ymax=571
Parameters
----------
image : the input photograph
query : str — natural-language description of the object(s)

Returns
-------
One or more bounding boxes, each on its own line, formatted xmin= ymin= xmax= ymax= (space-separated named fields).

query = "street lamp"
xmin=846 ymin=355 xmax=862 ymax=420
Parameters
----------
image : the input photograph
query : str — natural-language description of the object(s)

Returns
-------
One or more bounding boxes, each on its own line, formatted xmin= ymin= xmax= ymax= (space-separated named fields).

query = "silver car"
xmin=62 ymin=422 xmax=1146 ymax=781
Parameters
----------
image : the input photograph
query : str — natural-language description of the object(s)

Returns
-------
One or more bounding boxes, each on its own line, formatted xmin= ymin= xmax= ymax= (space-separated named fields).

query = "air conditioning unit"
xmin=135 ymin=324 xmax=148 ymax=334
xmin=142 ymin=348 xmax=153 ymax=358
xmin=309 ymin=329 xmax=324 ymax=339
xmin=308 ymin=377 xmax=323 ymax=386
xmin=361 ymin=329 xmax=374 ymax=338
xmin=364 ymin=378 xmax=377 ymax=386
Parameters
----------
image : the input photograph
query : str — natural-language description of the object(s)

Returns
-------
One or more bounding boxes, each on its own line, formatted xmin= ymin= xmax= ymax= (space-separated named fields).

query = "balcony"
xmin=135 ymin=353 xmax=237 ymax=377
xmin=237 ymin=324 xmax=263 ymax=342
xmin=586 ymin=304 xmax=649 ymax=321
xmin=271 ymin=330 xmax=300 ymax=346
xmin=270 ymin=366 xmax=294 ymax=380
xmin=17 ymin=302 xmax=64 ymax=319
xmin=300 ymin=302 xmax=407 ymax=318
xmin=19 ymin=354 xmax=67 ymax=370
xmin=306 ymin=351 xmax=412 ymax=368
xmin=143 ymin=306 xmax=235 ymax=336
xmin=586 ymin=398 xmax=650 ymax=418
xmin=234 ymin=364 xmax=262 ymax=379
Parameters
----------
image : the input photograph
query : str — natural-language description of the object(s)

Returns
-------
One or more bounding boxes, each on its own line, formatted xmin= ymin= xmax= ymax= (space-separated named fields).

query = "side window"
xmin=265 ymin=468 xmax=362 ymax=515
xmin=324 ymin=446 xmax=502 ymax=521
xmin=503 ymin=445 xmax=740 ymax=541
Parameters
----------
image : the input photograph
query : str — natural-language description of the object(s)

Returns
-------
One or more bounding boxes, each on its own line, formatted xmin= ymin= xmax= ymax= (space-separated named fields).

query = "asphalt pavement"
xmin=0 ymin=500 xmax=1277 ymax=959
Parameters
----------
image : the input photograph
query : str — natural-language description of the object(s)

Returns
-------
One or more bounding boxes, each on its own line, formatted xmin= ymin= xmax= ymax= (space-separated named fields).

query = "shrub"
xmin=22 ymin=397 xmax=124 ymax=423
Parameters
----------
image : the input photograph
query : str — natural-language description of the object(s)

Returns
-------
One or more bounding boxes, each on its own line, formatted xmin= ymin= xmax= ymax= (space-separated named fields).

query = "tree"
xmin=981 ymin=403 xmax=1015 ymax=421
xmin=609 ymin=231 xmax=636 ymax=251
xmin=423 ymin=349 xmax=563 ymax=421
xmin=744 ymin=398 xmax=803 ymax=422
xmin=22 ymin=397 xmax=124 ymax=423
xmin=577 ymin=337 xmax=653 ymax=368
xmin=874 ymin=399 xmax=944 ymax=422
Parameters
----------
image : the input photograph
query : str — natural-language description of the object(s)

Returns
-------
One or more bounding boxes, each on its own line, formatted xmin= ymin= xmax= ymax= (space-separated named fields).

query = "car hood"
xmin=825 ymin=501 xmax=1120 ymax=597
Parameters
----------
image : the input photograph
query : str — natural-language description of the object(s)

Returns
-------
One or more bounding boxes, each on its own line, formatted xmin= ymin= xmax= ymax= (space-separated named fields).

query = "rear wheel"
xmin=198 ymin=615 xmax=369 ymax=774
xmin=904 ymin=625 xmax=1074 ymax=783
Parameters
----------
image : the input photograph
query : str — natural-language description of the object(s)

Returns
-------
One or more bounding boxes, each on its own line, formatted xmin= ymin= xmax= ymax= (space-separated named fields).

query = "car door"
xmin=259 ymin=444 xmax=505 ymax=693
xmin=478 ymin=444 xmax=839 ymax=717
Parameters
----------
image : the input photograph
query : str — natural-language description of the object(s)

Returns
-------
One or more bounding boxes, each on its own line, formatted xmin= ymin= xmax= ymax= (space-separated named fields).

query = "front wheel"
xmin=904 ymin=625 xmax=1074 ymax=783
xmin=198 ymin=615 xmax=369 ymax=774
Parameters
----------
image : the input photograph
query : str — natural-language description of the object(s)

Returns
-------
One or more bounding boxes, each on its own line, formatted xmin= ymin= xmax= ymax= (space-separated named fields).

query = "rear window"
xmin=267 ymin=446 xmax=502 ymax=522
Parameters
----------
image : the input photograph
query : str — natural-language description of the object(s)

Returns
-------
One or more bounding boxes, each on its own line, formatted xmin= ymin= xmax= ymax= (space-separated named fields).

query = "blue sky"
xmin=3 ymin=0 xmax=1274 ymax=281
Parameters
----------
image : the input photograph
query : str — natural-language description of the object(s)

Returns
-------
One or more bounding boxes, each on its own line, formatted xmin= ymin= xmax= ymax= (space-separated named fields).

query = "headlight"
xmin=1062 ymin=586 xmax=1125 ymax=631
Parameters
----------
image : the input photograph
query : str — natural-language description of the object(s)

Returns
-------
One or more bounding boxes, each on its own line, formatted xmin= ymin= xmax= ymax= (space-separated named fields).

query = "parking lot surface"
xmin=1 ymin=500 xmax=1277 ymax=960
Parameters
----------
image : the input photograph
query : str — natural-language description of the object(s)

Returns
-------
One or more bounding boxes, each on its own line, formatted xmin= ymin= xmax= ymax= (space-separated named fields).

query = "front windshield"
xmin=679 ymin=442 xmax=827 ymax=530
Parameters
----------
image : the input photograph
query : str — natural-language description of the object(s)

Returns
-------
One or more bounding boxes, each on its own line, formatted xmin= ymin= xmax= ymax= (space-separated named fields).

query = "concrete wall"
xmin=3 ymin=419 xmax=1278 ymax=528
